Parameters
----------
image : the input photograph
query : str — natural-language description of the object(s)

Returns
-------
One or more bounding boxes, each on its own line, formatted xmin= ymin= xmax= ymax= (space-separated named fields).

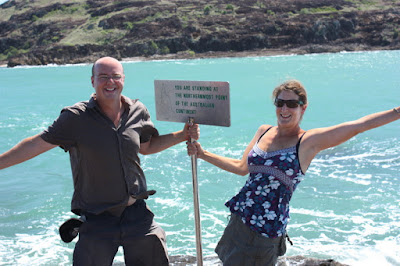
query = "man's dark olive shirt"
xmin=41 ymin=95 xmax=158 ymax=216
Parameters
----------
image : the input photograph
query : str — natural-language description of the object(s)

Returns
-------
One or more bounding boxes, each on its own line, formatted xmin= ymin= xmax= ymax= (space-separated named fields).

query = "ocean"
xmin=0 ymin=50 xmax=399 ymax=265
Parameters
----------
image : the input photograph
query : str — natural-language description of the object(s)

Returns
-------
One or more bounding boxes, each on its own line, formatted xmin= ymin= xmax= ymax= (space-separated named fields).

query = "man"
xmin=0 ymin=57 xmax=199 ymax=265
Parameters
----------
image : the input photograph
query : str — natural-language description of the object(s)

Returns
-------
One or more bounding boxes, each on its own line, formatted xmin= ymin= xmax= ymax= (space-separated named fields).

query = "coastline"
xmin=2 ymin=45 xmax=398 ymax=68
xmin=120 ymin=48 xmax=300 ymax=63
xmin=2 ymin=48 xmax=297 ymax=68
xmin=118 ymin=45 xmax=398 ymax=63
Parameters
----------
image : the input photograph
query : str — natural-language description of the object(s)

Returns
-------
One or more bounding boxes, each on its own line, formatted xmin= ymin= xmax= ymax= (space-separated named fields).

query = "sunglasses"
xmin=274 ymin=98 xmax=304 ymax=108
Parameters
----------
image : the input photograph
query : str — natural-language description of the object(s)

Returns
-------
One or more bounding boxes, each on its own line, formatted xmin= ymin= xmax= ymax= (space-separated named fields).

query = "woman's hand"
xmin=186 ymin=141 xmax=204 ymax=158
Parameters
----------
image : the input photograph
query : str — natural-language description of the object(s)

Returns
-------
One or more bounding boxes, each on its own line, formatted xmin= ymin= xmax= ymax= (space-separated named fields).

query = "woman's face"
xmin=275 ymin=90 xmax=307 ymax=128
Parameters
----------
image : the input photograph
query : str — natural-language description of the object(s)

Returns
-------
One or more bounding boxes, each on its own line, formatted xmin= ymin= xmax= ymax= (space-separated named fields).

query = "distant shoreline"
xmin=1 ymin=48 xmax=295 ymax=68
xmin=120 ymin=45 xmax=399 ymax=63
xmin=121 ymin=48 xmax=299 ymax=63
xmin=2 ymin=45 xmax=398 ymax=68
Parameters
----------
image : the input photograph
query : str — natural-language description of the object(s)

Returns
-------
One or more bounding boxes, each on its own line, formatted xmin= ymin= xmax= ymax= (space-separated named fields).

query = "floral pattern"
xmin=226 ymin=142 xmax=304 ymax=238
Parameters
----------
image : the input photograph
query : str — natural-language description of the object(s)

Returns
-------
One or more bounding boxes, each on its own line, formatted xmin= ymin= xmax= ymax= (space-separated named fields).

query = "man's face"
xmin=91 ymin=58 xmax=125 ymax=103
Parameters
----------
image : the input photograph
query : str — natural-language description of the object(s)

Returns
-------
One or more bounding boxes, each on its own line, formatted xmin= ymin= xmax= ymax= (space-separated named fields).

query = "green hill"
xmin=1 ymin=0 xmax=399 ymax=67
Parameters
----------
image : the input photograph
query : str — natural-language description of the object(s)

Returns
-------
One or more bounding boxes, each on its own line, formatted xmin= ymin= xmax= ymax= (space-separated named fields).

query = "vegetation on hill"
xmin=0 ymin=0 xmax=399 ymax=66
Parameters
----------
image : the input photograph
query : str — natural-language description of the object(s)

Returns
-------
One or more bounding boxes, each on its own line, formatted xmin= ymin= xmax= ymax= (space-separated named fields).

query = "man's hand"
xmin=184 ymin=123 xmax=199 ymax=141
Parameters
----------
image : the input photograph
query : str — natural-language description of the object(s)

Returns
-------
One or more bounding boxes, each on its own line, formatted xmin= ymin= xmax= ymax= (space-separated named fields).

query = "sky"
xmin=0 ymin=0 xmax=8 ymax=5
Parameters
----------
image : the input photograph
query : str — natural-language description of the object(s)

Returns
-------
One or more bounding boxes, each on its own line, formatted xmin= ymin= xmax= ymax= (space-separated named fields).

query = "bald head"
xmin=92 ymin=57 xmax=124 ymax=77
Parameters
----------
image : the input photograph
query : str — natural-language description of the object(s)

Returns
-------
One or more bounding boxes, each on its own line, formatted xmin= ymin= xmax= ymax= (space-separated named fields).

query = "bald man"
xmin=0 ymin=57 xmax=199 ymax=265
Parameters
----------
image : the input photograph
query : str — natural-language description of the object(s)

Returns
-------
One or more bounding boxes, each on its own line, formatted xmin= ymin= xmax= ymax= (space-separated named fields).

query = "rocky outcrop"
xmin=1 ymin=0 xmax=399 ymax=67
xmin=167 ymin=255 xmax=350 ymax=265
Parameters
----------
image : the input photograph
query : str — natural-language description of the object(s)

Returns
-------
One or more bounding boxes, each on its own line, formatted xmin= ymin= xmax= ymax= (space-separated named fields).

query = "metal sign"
xmin=154 ymin=80 xmax=230 ymax=127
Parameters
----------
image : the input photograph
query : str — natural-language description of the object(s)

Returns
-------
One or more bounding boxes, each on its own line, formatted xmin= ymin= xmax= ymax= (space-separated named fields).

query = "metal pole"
xmin=189 ymin=117 xmax=203 ymax=266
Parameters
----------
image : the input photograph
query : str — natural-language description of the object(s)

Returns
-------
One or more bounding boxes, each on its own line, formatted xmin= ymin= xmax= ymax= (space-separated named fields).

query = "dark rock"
xmin=112 ymin=255 xmax=349 ymax=265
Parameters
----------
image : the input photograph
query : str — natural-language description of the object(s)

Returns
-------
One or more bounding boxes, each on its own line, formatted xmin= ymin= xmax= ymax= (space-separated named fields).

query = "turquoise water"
xmin=0 ymin=50 xmax=399 ymax=265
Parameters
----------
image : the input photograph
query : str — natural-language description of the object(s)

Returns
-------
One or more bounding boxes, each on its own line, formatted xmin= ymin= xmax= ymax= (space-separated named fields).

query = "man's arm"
xmin=0 ymin=134 xmax=57 ymax=169
xmin=139 ymin=123 xmax=199 ymax=155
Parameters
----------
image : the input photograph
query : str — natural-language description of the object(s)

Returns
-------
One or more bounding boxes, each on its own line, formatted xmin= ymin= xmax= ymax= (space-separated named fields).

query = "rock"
xmin=111 ymin=255 xmax=349 ymax=265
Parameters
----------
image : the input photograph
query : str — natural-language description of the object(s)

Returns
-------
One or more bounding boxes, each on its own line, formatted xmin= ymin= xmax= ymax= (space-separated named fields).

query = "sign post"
xmin=154 ymin=80 xmax=230 ymax=265
xmin=188 ymin=116 xmax=203 ymax=265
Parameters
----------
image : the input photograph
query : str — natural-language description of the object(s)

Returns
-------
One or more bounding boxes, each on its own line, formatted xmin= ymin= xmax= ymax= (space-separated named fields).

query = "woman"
xmin=187 ymin=80 xmax=400 ymax=265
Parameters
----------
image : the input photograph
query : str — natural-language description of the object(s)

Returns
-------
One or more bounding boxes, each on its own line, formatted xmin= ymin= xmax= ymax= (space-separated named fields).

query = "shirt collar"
xmin=87 ymin=93 xmax=136 ymax=109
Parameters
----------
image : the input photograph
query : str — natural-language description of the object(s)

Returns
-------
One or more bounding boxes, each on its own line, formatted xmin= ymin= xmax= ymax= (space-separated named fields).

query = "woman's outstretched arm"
xmin=187 ymin=125 xmax=271 ymax=176
xmin=299 ymin=107 xmax=400 ymax=171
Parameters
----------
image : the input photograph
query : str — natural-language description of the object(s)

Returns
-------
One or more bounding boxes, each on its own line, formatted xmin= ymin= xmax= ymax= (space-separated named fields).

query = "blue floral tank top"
xmin=225 ymin=127 xmax=305 ymax=238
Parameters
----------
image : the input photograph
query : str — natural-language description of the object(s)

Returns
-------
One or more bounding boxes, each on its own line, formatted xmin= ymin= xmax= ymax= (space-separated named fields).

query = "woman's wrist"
xmin=197 ymin=149 xmax=207 ymax=160
xmin=393 ymin=108 xmax=400 ymax=114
